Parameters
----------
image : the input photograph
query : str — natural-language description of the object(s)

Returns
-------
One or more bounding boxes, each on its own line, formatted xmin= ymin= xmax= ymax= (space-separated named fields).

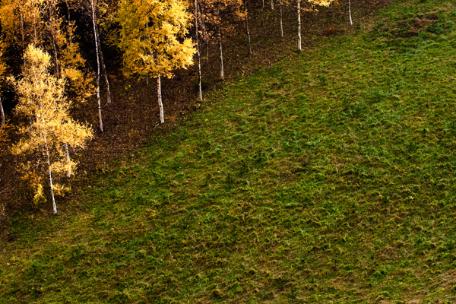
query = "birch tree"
xmin=90 ymin=0 xmax=105 ymax=131
xmin=7 ymin=0 xmax=94 ymax=176
xmin=279 ymin=0 xmax=290 ymax=38
xmin=244 ymin=0 xmax=252 ymax=55
xmin=279 ymin=0 xmax=284 ymax=37
xmin=12 ymin=45 xmax=92 ymax=214
xmin=197 ymin=0 xmax=243 ymax=80
xmin=118 ymin=0 xmax=195 ymax=124
xmin=296 ymin=0 xmax=336 ymax=51
xmin=193 ymin=0 xmax=204 ymax=101
xmin=68 ymin=0 xmax=111 ymax=131
xmin=297 ymin=0 xmax=302 ymax=51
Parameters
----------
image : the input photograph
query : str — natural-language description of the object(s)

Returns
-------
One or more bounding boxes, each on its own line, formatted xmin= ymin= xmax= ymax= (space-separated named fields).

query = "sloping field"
xmin=1 ymin=0 xmax=456 ymax=302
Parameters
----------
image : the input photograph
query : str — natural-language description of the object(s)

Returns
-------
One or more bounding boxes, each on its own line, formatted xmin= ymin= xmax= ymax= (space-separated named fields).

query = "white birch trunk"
xmin=157 ymin=77 xmax=164 ymax=124
xmin=44 ymin=140 xmax=57 ymax=214
xmin=348 ymin=0 xmax=353 ymax=26
xmin=20 ymin=13 xmax=25 ymax=47
xmin=96 ymin=33 xmax=112 ymax=104
xmin=218 ymin=27 xmax=225 ymax=80
xmin=271 ymin=0 xmax=274 ymax=10
xmin=91 ymin=0 xmax=104 ymax=132
xmin=279 ymin=1 xmax=284 ymax=38
xmin=194 ymin=0 xmax=203 ymax=101
xmin=297 ymin=0 xmax=302 ymax=52
xmin=0 ymin=96 xmax=5 ymax=127
xmin=246 ymin=15 xmax=252 ymax=55
xmin=64 ymin=143 xmax=72 ymax=178
xmin=33 ymin=13 xmax=38 ymax=44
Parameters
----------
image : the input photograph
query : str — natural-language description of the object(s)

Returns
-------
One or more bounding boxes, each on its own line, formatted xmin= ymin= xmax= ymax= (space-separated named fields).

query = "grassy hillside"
xmin=1 ymin=0 xmax=456 ymax=302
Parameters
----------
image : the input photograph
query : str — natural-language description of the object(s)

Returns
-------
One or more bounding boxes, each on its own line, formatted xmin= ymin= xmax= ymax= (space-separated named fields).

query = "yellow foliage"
xmin=12 ymin=45 xmax=93 ymax=204
xmin=0 ymin=0 xmax=94 ymax=104
xmin=307 ymin=0 xmax=337 ymax=8
xmin=118 ymin=0 xmax=196 ymax=79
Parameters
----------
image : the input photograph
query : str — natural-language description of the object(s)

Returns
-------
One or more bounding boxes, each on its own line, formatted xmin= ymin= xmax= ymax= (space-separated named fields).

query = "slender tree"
xmin=279 ymin=0 xmax=284 ymax=38
xmin=90 ymin=0 xmax=104 ymax=131
xmin=12 ymin=45 xmax=92 ymax=214
xmin=297 ymin=0 xmax=336 ymax=51
xmin=118 ymin=0 xmax=195 ymax=124
xmin=197 ymin=0 xmax=244 ymax=80
xmin=297 ymin=0 xmax=302 ymax=51
xmin=66 ymin=0 xmax=113 ymax=130
xmin=194 ymin=0 xmax=203 ymax=101
xmin=245 ymin=0 xmax=252 ymax=55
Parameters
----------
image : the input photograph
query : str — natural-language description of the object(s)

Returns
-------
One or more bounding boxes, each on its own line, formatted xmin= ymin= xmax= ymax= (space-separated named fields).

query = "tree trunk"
xmin=279 ymin=1 xmax=284 ymax=38
xmin=96 ymin=33 xmax=112 ymax=104
xmin=271 ymin=0 xmax=274 ymax=10
xmin=262 ymin=0 xmax=265 ymax=9
xmin=0 ymin=96 xmax=5 ymax=127
xmin=218 ymin=27 xmax=225 ymax=80
xmin=44 ymin=141 xmax=57 ymax=214
xmin=64 ymin=143 xmax=72 ymax=178
xmin=91 ymin=0 xmax=104 ymax=132
xmin=157 ymin=77 xmax=164 ymax=124
xmin=297 ymin=0 xmax=302 ymax=52
xmin=245 ymin=0 xmax=252 ymax=56
xmin=19 ymin=12 xmax=25 ymax=47
xmin=64 ymin=0 xmax=71 ymax=20
xmin=48 ymin=6 xmax=61 ymax=77
xmin=32 ymin=13 xmax=38 ymax=44
xmin=50 ymin=36 xmax=60 ymax=77
xmin=348 ymin=0 xmax=353 ymax=26
xmin=194 ymin=0 xmax=203 ymax=101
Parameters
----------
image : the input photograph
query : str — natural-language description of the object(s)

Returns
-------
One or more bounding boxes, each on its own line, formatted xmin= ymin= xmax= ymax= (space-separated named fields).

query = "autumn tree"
xmin=12 ymin=45 xmax=92 ymax=214
xmin=68 ymin=0 xmax=115 ymax=131
xmin=191 ymin=0 xmax=204 ymax=101
xmin=118 ymin=0 xmax=195 ymax=124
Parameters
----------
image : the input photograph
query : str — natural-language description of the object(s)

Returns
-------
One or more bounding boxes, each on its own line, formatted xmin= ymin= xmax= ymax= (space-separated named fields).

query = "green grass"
xmin=2 ymin=0 xmax=456 ymax=302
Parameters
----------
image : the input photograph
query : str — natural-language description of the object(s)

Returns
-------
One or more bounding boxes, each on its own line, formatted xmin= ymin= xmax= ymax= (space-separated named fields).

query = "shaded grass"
xmin=2 ymin=0 xmax=456 ymax=302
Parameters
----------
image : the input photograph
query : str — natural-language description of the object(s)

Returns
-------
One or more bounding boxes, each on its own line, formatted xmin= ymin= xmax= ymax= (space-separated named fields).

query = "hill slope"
xmin=1 ymin=0 xmax=456 ymax=302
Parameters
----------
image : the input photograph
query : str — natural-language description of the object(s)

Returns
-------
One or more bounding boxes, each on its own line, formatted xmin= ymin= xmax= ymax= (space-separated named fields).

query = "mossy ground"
xmin=1 ymin=0 xmax=456 ymax=302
